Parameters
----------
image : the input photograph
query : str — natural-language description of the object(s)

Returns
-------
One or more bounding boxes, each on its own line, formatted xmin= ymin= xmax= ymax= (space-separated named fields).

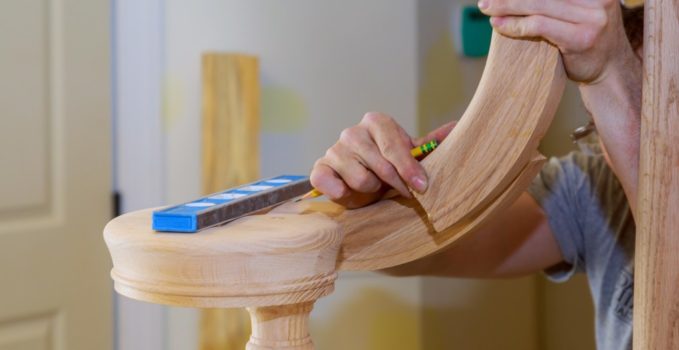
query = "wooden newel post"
xmin=246 ymin=302 xmax=315 ymax=350
xmin=104 ymin=212 xmax=341 ymax=350
xmin=633 ymin=0 xmax=679 ymax=348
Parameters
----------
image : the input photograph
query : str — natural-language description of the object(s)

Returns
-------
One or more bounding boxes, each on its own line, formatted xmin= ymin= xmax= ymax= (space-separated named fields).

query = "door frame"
xmin=112 ymin=0 xmax=167 ymax=349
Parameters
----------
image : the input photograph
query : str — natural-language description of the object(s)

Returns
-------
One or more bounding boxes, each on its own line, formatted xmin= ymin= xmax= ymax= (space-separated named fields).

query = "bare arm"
xmin=382 ymin=192 xmax=564 ymax=278
xmin=579 ymin=54 xmax=641 ymax=213
xmin=481 ymin=0 xmax=643 ymax=213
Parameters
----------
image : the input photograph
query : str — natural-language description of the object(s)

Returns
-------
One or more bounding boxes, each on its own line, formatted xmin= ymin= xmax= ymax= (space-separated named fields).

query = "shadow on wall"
xmin=311 ymin=287 xmax=420 ymax=350
xmin=261 ymin=85 xmax=308 ymax=133
xmin=311 ymin=283 xmax=539 ymax=350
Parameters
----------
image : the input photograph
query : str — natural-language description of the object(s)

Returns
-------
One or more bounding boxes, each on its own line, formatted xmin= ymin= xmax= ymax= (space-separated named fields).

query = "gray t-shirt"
xmin=527 ymin=149 xmax=636 ymax=350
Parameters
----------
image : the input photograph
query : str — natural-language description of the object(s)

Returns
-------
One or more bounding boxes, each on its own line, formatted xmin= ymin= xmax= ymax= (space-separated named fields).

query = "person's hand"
xmin=479 ymin=0 xmax=637 ymax=84
xmin=310 ymin=112 xmax=455 ymax=208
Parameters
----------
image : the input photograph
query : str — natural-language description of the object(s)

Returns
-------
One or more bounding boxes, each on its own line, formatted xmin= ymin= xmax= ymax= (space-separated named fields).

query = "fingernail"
xmin=412 ymin=176 xmax=428 ymax=193
xmin=478 ymin=0 xmax=488 ymax=10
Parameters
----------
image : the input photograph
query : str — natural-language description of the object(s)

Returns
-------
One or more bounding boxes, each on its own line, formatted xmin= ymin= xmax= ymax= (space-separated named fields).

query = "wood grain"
xmin=338 ymin=154 xmax=545 ymax=270
xmin=201 ymin=53 xmax=260 ymax=350
xmin=202 ymin=53 xmax=260 ymax=194
xmin=105 ymin=212 xmax=341 ymax=308
xmin=413 ymin=33 xmax=565 ymax=232
xmin=270 ymin=154 xmax=545 ymax=270
xmin=633 ymin=1 xmax=679 ymax=348
xmin=246 ymin=302 xmax=315 ymax=350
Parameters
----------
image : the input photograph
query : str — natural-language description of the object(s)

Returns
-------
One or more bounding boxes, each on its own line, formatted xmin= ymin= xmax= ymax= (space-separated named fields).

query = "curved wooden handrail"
xmin=413 ymin=33 xmax=565 ymax=232
xmin=270 ymin=33 xmax=566 ymax=270
xmin=336 ymin=154 xmax=546 ymax=270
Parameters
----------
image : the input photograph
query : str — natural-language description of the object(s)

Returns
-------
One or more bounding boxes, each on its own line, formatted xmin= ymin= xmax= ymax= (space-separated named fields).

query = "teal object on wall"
xmin=460 ymin=6 xmax=492 ymax=57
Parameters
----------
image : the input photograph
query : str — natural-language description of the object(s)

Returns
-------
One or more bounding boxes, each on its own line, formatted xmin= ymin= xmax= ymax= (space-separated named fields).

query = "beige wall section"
xmin=539 ymin=275 xmax=595 ymax=350
xmin=311 ymin=273 xmax=423 ymax=350
xmin=421 ymin=277 xmax=540 ymax=350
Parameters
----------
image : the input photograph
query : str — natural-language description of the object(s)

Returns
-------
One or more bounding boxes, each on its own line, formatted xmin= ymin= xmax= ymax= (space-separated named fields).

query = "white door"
xmin=0 ymin=0 xmax=112 ymax=349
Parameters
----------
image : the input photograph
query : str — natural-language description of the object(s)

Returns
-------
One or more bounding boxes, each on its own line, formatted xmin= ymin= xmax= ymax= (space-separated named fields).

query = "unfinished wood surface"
xmin=338 ymin=154 xmax=545 ymax=270
xmin=202 ymin=53 xmax=259 ymax=194
xmin=414 ymin=33 xmax=565 ymax=232
xmin=633 ymin=1 xmax=679 ymax=349
xmin=105 ymin=212 xmax=341 ymax=308
xmin=246 ymin=302 xmax=314 ymax=350
xmin=201 ymin=53 xmax=260 ymax=350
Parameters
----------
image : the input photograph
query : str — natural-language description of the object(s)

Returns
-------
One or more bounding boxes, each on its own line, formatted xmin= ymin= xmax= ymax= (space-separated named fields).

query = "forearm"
xmin=579 ymin=52 xmax=642 ymax=213
xmin=381 ymin=193 xmax=563 ymax=278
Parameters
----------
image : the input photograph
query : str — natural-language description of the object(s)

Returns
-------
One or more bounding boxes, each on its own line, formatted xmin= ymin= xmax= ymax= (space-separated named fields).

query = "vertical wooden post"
xmin=200 ymin=53 xmax=260 ymax=350
xmin=246 ymin=302 xmax=315 ymax=350
xmin=633 ymin=1 xmax=679 ymax=348
xmin=201 ymin=53 xmax=260 ymax=194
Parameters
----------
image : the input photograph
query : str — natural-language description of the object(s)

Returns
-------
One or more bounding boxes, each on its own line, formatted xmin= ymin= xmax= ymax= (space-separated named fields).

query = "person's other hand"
xmin=310 ymin=112 xmax=455 ymax=208
xmin=479 ymin=0 xmax=636 ymax=84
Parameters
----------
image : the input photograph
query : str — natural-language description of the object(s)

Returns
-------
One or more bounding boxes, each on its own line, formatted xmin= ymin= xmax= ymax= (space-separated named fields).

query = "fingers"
xmin=310 ymin=160 xmax=387 ymax=208
xmin=479 ymin=0 xmax=611 ymax=54
xmin=324 ymin=143 xmax=383 ymax=194
xmin=360 ymin=113 xmax=428 ymax=193
xmin=340 ymin=128 xmax=411 ymax=198
xmin=412 ymin=120 xmax=457 ymax=147
xmin=358 ymin=144 xmax=411 ymax=197
xmin=479 ymin=0 xmax=600 ymax=25
xmin=311 ymin=112 xmax=435 ymax=207
xmin=310 ymin=161 xmax=349 ymax=200
xmin=490 ymin=15 xmax=596 ymax=52
xmin=337 ymin=123 xmax=411 ymax=197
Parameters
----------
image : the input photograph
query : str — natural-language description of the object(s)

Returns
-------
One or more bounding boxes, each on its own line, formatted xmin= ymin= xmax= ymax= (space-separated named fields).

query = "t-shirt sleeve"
xmin=527 ymin=152 xmax=596 ymax=282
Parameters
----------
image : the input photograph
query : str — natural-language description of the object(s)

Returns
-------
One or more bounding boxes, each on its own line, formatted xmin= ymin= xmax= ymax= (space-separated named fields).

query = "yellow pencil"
xmin=410 ymin=139 xmax=439 ymax=158
xmin=301 ymin=140 xmax=439 ymax=200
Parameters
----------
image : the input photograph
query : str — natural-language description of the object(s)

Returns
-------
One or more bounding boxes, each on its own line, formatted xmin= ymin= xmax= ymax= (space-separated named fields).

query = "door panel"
xmin=0 ymin=314 xmax=57 ymax=350
xmin=0 ymin=0 xmax=112 ymax=349
xmin=0 ymin=0 xmax=50 ymax=216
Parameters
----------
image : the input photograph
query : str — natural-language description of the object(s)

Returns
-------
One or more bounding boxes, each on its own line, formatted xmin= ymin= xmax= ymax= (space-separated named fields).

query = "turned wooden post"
xmin=105 ymin=212 xmax=341 ymax=349
xmin=246 ymin=302 xmax=315 ymax=350
xmin=633 ymin=0 xmax=679 ymax=348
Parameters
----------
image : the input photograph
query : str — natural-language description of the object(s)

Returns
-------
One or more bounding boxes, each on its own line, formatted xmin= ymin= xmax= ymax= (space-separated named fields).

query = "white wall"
xmin=163 ymin=0 xmax=418 ymax=204
xmin=113 ymin=1 xmax=167 ymax=349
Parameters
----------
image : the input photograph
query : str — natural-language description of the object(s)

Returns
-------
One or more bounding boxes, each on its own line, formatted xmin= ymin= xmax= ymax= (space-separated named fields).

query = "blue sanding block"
xmin=152 ymin=175 xmax=312 ymax=233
